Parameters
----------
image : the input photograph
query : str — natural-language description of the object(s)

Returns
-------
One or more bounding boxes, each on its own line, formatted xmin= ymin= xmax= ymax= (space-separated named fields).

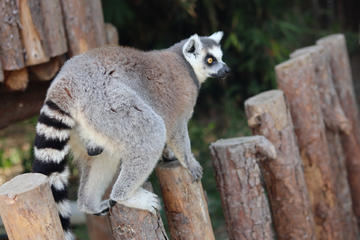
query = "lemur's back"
xmin=47 ymin=45 xmax=198 ymax=133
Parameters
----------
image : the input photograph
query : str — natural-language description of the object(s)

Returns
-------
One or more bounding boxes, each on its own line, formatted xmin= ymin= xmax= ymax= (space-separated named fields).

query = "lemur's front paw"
xmin=189 ymin=160 xmax=203 ymax=182
xmin=112 ymin=187 xmax=161 ymax=215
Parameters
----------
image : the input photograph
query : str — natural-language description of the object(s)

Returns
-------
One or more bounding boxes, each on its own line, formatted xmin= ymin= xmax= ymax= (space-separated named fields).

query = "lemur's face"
xmin=183 ymin=32 xmax=230 ymax=83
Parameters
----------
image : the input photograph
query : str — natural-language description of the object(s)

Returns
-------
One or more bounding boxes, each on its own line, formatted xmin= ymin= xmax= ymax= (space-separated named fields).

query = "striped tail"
xmin=32 ymin=100 xmax=75 ymax=240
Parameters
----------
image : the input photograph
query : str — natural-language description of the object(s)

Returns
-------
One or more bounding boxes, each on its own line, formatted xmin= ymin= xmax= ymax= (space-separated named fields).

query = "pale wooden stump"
xmin=0 ymin=173 xmax=65 ymax=240
xmin=210 ymin=136 xmax=276 ymax=240
xmin=245 ymin=90 xmax=316 ymax=240
xmin=156 ymin=161 xmax=215 ymax=240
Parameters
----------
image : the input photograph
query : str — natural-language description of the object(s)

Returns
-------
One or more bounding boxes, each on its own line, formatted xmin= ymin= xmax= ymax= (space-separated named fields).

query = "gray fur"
xmin=43 ymin=32 xmax=229 ymax=216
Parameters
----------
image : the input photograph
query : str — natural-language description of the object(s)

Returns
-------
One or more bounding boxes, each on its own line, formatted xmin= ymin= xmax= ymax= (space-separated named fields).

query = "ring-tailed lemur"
xmin=32 ymin=32 xmax=230 ymax=240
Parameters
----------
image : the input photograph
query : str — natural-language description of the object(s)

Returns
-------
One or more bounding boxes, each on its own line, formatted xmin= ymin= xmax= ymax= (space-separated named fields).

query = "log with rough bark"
xmin=0 ymin=68 xmax=29 ymax=91
xmin=290 ymin=45 xmax=359 ymax=239
xmin=105 ymin=23 xmax=119 ymax=45
xmin=88 ymin=0 xmax=107 ymax=46
xmin=244 ymin=90 xmax=316 ymax=240
xmin=60 ymin=0 xmax=101 ymax=56
xmin=0 ymin=61 xmax=4 ymax=82
xmin=275 ymin=53 xmax=344 ymax=240
xmin=18 ymin=0 xmax=50 ymax=66
xmin=0 ymin=80 xmax=51 ymax=129
xmin=317 ymin=34 xmax=360 ymax=230
xmin=28 ymin=55 xmax=66 ymax=81
xmin=0 ymin=0 xmax=26 ymax=70
xmin=108 ymin=182 xmax=168 ymax=240
xmin=0 ymin=173 xmax=65 ymax=240
xmin=40 ymin=0 xmax=68 ymax=57
xmin=155 ymin=161 xmax=215 ymax=240
xmin=209 ymin=136 xmax=275 ymax=240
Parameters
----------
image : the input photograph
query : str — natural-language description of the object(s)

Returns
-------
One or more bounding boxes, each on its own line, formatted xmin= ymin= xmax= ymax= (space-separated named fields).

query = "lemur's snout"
xmin=218 ymin=65 xmax=231 ymax=79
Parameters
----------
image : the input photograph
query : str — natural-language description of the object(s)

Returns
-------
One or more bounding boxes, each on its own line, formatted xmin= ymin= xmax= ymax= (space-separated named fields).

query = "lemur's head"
xmin=182 ymin=31 xmax=230 ymax=83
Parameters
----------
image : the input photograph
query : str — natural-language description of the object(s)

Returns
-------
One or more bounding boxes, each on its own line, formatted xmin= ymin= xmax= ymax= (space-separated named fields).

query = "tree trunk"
xmin=290 ymin=45 xmax=359 ymax=239
xmin=155 ymin=160 xmax=215 ymax=240
xmin=244 ymin=90 xmax=317 ymax=240
xmin=0 ymin=173 xmax=65 ymax=240
xmin=18 ymin=0 xmax=50 ymax=66
xmin=275 ymin=54 xmax=344 ymax=240
xmin=40 ymin=0 xmax=67 ymax=57
xmin=1 ymin=68 xmax=29 ymax=92
xmin=0 ymin=0 xmax=25 ymax=70
xmin=108 ymin=182 xmax=168 ymax=240
xmin=60 ymin=0 xmax=99 ymax=56
xmin=317 ymin=34 xmax=360 ymax=230
xmin=209 ymin=136 xmax=276 ymax=240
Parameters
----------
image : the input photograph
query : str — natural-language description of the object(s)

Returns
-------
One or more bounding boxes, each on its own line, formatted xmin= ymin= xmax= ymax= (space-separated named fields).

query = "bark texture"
xmin=0 ymin=0 xmax=25 ymax=70
xmin=245 ymin=90 xmax=316 ymax=240
xmin=209 ymin=136 xmax=276 ymax=240
xmin=291 ymin=45 xmax=359 ymax=239
xmin=156 ymin=161 xmax=215 ymax=240
xmin=105 ymin=23 xmax=119 ymax=45
xmin=18 ymin=0 xmax=50 ymax=66
xmin=28 ymin=55 xmax=65 ymax=81
xmin=108 ymin=182 xmax=168 ymax=240
xmin=317 ymin=34 xmax=360 ymax=230
xmin=40 ymin=0 xmax=67 ymax=57
xmin=0 ymin=80 xmax=51 ymax=129
xmin=1 ymin=68 xmax=29 ymax=91
xmin=0 ymin=173 xmax=65 ymax=240
xmin=275 ymin=54 xmax=344 ymax=240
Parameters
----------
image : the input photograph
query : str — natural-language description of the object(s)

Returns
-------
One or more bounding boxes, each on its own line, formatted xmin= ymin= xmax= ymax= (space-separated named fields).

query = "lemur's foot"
xmin=112 ymin=187 xmax=161 ymax=215
xmin=91 ymin=199 xmax=116 ymax=216
xmin=188 ymin=160 xmax=203 ymax=182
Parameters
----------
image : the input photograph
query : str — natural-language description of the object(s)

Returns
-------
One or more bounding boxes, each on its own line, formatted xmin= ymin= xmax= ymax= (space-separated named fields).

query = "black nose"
xmin=224 ymin=66 xmax=231 ymax=75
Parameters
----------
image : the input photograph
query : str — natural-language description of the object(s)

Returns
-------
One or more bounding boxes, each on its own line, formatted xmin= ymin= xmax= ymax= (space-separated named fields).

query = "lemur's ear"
xmin=183 ymin=34 xmax=202 ymax=59
xmin=209 ymin=31 xmax=223 ymax=44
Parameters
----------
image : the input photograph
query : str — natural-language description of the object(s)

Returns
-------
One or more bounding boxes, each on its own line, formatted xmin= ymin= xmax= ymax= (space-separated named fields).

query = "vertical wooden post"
xmin=317 ymin=34 xmax=360 ymax=230
xmin=0 ymin=173 xmax=65 ymax=240
xmin=1 ymin=68 xmax=29 ymax=91
xmin=0 ymin=0 xmax=26 ymax=70
xmin=209 ymin=136 xmax=276 ymax=240
xmin=155 ymin=161 xmax=215 ymax=240
xmin=108 ymin=182 xmax=168 ymax=240
xmin=275 ymin=54 xmax=344 ymax=240
xmin=40 ymin=0 xmax=68 ymax=57
xmin=18 ymin=0 xmax=50 ymax=66
xmin=0 ymin=61 xmax=4 ymax=83
xmin=290 ymin=45 xmax=359 ymax=239
xmin=244 ymin=90 xmax=317 ymax=240
xmin=105 ymin=23 xmax=119 ymax=45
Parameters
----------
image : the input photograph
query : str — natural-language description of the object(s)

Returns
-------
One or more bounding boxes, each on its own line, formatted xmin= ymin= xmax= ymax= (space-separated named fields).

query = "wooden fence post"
xmin=244 ymin=90 xmax=317 ymax=240
xmin=0 ymin=173 xmax=65 ymax=239
xmin=155 ymin=160 xmax=215 ymax=240
xmin=108 ymin=181 xmax=168 ymax=240
xmin=290 ymin=45 xmax=359 ymax=239
xmin=275 ymin=54 xmax=344 ymax=240
xmin=317 ymin=34 xmax=360 ymax=230
xmin=209 ymin=136 xmax=276 ymax=240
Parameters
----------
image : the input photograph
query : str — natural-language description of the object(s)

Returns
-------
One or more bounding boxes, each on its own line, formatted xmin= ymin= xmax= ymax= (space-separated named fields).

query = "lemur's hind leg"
xmin=76 ymin=153 xmax=120 ymax=216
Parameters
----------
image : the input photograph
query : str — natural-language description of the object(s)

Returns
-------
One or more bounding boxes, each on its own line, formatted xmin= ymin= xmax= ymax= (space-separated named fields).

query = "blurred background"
xmin=1 ymin=0 xmax=359 ymax=239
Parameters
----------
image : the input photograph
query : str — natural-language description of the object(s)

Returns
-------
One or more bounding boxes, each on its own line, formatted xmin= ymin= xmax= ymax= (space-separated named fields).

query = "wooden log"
xmin=0 ymin=0 xmax=26 ymax=70
xmin=0 ymin=60 xmax=4 ymax=82
xmin=275 ymin=54 xmax=344 ymax=240
xmin=155 ymin=161 xmax=215 ymax=240
xmin=244 ymin=90 xmax=317 ymax=240
xmin=105 ymin=23 xmax=119 ymax=45
xmin=88 ymin=0 xmax=107 ymax=46
xmin=28 ymin=55 xmax=65 ymax=81
xmin=40 ymin=0 xmax=68 ymax=57
xmin=209 ymin=136 xmax=275 ymax=240
xmin=108 ymin=182 xmax=168 ymax=240
xmin=290 ymin=46 xmax=359 ymax=239
xmin=18 ymin=0 xmax=50 ymax=66
xmin=0 ymin=173 xmax=65 ymax=240
xmin=0 ymin=80 xmax=51 ymax=130
xmin=317 ymin=34 xmax=360 ymax=230
xmin=0 ymin=68 xmax=29 ymax=92
xmin=60 ymin=0 xmax=99 ymax=56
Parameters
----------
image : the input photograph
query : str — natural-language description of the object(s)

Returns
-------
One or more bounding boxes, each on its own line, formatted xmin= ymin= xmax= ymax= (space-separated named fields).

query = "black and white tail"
xmin=32 ymin=100 xmax=75 ymax=240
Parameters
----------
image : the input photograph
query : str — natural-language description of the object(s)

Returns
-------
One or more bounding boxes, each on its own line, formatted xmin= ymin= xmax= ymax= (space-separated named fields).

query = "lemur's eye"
xmin=207 ymin=58 xmax=213 ymax=64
